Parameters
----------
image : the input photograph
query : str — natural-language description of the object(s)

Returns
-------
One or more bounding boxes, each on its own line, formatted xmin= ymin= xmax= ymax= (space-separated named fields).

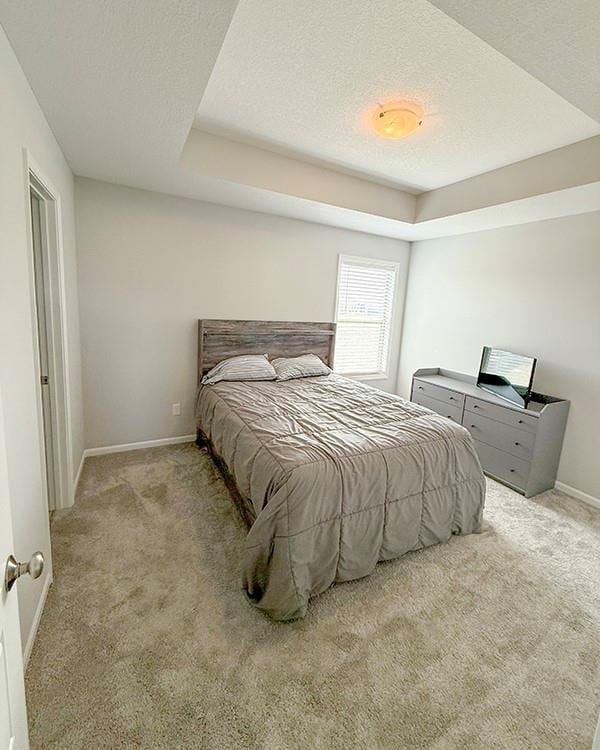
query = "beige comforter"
xmin=196 ymin=374 xmax=485 ymax=620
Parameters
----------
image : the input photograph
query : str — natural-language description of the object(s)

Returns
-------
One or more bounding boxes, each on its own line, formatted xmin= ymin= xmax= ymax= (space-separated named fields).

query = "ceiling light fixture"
xmin=373 ymin=101 xmax=423 ymax=139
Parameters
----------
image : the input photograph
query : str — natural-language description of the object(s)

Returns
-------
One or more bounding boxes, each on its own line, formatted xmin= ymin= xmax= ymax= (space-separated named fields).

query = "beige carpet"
xmin=26 ymin=443 xmax=600 ymax=749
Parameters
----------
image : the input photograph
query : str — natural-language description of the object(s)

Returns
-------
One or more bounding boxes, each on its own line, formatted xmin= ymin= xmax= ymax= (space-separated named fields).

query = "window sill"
xmin=339 ymin=372 xmax=389 ymax=382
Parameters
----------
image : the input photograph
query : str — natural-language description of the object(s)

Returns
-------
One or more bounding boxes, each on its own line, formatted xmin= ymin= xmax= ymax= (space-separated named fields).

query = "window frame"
xmin=333 ymin=253 xmax=400 ymax=380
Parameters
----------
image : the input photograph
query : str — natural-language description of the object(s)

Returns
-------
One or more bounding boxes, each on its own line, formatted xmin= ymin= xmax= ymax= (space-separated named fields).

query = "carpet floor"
xmin=25 ymin=443 xmax=600 ymax=749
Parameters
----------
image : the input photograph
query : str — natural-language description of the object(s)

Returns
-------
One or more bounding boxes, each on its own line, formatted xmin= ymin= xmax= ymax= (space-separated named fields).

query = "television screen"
xmin=477 ymin=347 xmax=537 ymax=408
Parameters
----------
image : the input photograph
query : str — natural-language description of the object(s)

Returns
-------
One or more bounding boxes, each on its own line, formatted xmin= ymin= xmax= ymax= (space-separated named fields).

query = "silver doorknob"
xmin=4 ymin=551 xmax=44 ymax=593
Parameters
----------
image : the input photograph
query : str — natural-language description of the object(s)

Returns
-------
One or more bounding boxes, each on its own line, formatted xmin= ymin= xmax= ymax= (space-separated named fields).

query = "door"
xmin=0 ymin=389 xmax=29 ymax=750
xmin=29 ymin=189 xmax=57 ymax=511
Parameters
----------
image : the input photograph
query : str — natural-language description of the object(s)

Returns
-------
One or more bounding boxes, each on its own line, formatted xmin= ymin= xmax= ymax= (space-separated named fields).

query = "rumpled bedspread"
xmin=196 ymin=375 xmax=485 ymax=620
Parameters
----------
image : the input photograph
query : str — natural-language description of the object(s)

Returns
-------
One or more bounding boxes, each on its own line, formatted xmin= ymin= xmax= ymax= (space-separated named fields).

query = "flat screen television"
xmin=477 ymin=347 xmax=537 ymax=408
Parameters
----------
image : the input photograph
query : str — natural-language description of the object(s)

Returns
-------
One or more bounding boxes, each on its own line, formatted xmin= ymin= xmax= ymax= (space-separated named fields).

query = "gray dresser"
xmin=411 ymin=368 xmax=569 ymax=498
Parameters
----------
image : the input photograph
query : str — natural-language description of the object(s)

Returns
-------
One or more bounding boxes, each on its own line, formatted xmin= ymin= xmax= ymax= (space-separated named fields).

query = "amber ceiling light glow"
xmin=373 ymin=101 xmax=423 ymax=139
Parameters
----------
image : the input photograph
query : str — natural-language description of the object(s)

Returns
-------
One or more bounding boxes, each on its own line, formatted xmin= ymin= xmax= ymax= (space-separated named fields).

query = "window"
xmin=334 ymin=254 xmax=398 ymax=377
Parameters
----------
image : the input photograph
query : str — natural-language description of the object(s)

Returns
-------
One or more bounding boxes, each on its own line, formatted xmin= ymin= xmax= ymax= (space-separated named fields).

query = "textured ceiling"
xmin=0 ymin=0 xmax=239 ymax=184
xmin=427 ymin=0 xmax=600 ymax=123
xmin=1 ymin=0 xmax=597 ymax=241
xmin=195 ymin=0 xmax=599 ymax=190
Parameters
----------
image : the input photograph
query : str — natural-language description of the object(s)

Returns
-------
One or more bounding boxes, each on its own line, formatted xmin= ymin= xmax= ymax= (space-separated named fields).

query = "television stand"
xmin=411 ymin=368 xmax=570 ymax=498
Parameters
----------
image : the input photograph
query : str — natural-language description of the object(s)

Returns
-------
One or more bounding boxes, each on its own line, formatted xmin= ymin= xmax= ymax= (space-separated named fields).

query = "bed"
xmin=195 ymin=319 xmax=486 ymax=620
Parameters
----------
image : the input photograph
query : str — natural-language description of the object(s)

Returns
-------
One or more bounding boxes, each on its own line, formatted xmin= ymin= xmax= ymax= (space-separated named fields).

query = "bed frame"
xmin=195 ymin=319 xmax=337 ymax=528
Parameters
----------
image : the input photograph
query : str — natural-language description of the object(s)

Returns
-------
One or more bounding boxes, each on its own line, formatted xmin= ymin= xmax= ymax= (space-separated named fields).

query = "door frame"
xmin=23 ymin=150 xmax=74 ymax=511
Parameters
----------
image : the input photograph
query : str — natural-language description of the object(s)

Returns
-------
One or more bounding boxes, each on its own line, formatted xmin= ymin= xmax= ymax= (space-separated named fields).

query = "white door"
xmin=0 ymin=389 xmax=30 ymax=750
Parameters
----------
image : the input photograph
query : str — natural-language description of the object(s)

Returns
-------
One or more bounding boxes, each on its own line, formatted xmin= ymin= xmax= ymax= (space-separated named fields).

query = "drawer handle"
xmin=473 ymin=404 xmax=479 ymax=409
xmin=470 ymin=424 xmax=476 ymax=428
xmin=449 ymin=396 xmax=455 ymax=401
xmin=509 ymin=469 xmax=515 ymax=473
xmin=517 ymin=419 xmax=524 ymax=424
xmin=418 ymin=386 xmax=424 ymax=390
xmin=514 ymin=442 xmax=520 ymax=446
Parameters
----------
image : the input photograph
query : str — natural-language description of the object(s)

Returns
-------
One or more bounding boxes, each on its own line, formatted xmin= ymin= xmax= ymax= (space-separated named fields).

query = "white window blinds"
xmin=334 ymin=255 xmax=398 ymax=376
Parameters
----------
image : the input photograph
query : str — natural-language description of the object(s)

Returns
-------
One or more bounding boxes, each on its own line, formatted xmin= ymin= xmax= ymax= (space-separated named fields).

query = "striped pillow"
xmin=271 ymin=354 xmax=332 ymax=381
xmin=202 ymin=354 xmax=276 ymax=385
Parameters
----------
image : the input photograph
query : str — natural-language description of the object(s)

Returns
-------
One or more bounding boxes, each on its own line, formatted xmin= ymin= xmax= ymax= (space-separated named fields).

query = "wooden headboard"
xmin=197 ymin=319 xmax=336 ymax=382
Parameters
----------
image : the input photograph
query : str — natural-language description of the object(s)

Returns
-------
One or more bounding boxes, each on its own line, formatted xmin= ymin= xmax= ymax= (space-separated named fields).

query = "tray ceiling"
xmin=1 ymin=0 xmax=597 ymax=241
xmin=195 ymin=0 xmax=599 ymax=191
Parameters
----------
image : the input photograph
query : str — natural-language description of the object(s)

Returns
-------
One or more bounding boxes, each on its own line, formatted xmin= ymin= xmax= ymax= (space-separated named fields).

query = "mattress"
xmin=196 ymin=374 xmax=486 ymax=620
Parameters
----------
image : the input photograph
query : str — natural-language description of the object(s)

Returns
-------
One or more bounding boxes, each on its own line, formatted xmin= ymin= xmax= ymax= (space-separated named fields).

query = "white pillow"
xmin=271 ymin=354 xmax=332 ymax=381
xmin=202 ymin=354 xmax=276 ymax=385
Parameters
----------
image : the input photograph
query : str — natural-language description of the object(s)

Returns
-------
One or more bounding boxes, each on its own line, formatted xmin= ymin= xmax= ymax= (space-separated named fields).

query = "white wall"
xmin=74 ymin=177 xmax=411 ymax=449
xmin=398 ymin=211 xmax=600 ymax=500
xmin=0 ymin=26 xmax=84 ymax=648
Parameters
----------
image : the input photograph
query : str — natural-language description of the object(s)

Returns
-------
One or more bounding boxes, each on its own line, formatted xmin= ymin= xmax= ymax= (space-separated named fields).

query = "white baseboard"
xmin=555 ymin=481 xmax=600 ymax=510
xmin=72 ymin=450 xmax=85 ymax=502
xmin=84 ymin=434 xmax=196 ymax=458
xmin=23 ymin=570 xmax=52 ymax=668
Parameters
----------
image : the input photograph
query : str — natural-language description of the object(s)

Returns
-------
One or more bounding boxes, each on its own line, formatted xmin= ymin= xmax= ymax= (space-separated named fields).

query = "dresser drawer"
xmin=473 ymin=440 xmax=531 ymax=491
xmin=413 ymin=379 xmax=465 ymax=409
xmin=464 ymin=412 xmax=535 ymax=461
xmin=464 ymin=396 xmax=538 ymax=433
xmin=412 ymin=393 xmax=463 ymax=423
